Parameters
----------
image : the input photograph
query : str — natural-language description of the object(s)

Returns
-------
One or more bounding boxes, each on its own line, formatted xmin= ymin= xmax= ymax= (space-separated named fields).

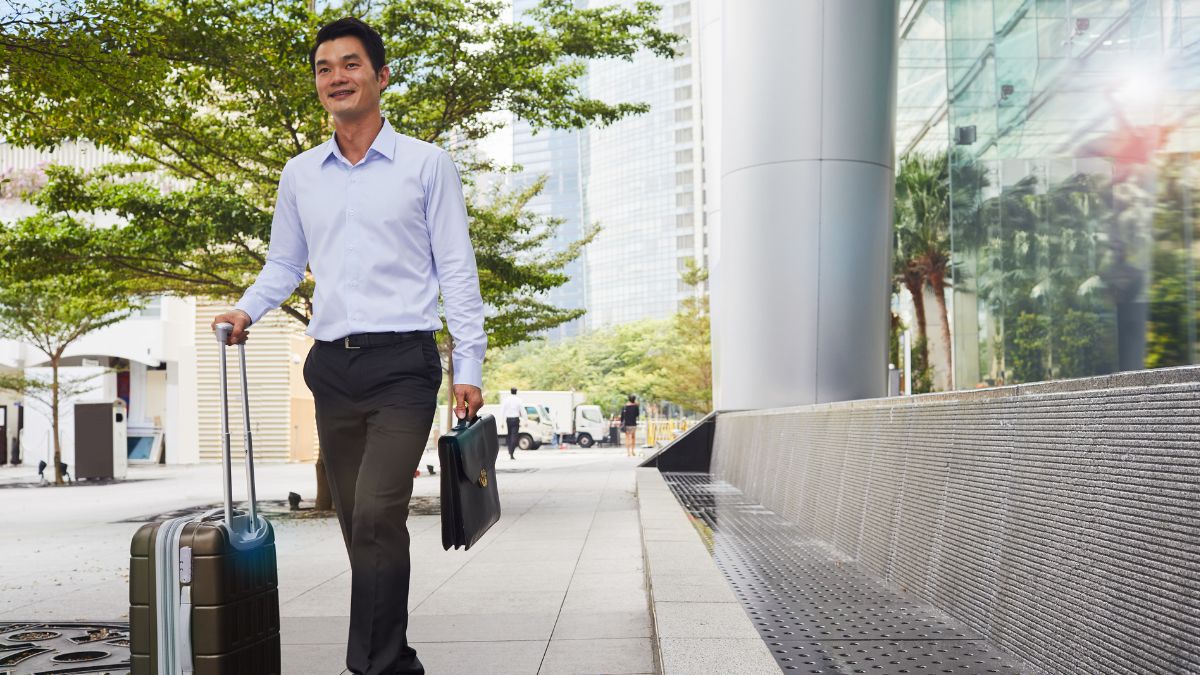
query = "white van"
xmin=478 ymin=402 xmax=555 ymax=450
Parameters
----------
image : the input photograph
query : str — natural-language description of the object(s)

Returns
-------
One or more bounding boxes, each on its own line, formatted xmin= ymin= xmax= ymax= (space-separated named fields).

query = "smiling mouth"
xmin=329 ymin=89 xmax=355 ymax=100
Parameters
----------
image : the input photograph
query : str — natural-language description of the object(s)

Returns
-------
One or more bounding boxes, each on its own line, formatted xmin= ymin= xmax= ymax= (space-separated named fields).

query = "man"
xmin=500 ymin=387 xmax=523 ymax=459
xmin=211 ymin=17 xmax=485 ymax=675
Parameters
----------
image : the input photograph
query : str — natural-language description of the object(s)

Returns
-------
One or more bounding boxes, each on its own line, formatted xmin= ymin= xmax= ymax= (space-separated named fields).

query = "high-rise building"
xmin=581 ymin=0 xmax=705 ymax=330
xmin=509 ymin=0 xmax=704 ymax=335
xmin=511 ymin=0 xmax=589 ymax=340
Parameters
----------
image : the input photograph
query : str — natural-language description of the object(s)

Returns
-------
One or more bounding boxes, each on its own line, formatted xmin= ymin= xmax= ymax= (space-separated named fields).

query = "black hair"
xmin=511 ymin=388 xmax=518 ymax=395
xmin=309 ymin=17 xmax=386 ymax=75
xmin=628 ymin=394 xmax=636 ymax=403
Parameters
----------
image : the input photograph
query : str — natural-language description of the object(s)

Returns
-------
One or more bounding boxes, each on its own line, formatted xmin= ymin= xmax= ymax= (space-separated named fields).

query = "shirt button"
xmin=348 ymin=209 xmax=356 ymax=216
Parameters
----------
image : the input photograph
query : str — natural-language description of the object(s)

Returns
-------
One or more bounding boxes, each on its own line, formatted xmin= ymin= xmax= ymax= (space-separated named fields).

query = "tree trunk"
xmin=51 ymin=354 xmax=63 ymax=485
xmin=903 ymin=272 xmax=931 ymax=368
xmin=930 ymin=275 xmax=954 ymax=390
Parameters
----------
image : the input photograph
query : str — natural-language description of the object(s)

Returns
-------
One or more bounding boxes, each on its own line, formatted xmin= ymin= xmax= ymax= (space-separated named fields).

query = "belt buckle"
xmin=344 ymin=336 xmax=360 ymax=350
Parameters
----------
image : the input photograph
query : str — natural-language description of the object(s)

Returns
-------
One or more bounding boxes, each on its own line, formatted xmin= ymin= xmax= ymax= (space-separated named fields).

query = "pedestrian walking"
xmin=211 ymin=17 xmax=485 ymax=675
xmin=621 ymin=395 xmax=640 ymax=457
xmin=501 ymin=387 xmax=524 ymax=459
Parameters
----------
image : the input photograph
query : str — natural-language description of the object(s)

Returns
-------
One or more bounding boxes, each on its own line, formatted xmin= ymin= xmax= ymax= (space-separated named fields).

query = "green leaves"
xmin=1 ymin=0 xmax=678 ymax=354
xmin=483 ymin=262 xmax=712 ymax=416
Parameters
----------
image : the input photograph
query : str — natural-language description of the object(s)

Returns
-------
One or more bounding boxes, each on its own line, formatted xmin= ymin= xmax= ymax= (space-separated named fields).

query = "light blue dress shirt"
xmin=236 ymin=119 xmax=487 ymax=388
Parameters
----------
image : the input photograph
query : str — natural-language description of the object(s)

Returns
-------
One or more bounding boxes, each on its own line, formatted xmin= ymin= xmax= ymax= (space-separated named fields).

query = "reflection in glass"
xmin=944 ymin=0 xmax=1199 ymax=387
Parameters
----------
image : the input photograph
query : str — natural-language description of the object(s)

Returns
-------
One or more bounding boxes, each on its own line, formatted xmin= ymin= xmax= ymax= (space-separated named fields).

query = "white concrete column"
xmin=697 ymin=0 xmax=725 ymax=396
xmin=711 ymin=0 xmax=898 ymax=409
xmin=164 ymin=296 xmax=199 ymax=464
xmin=129 ymin=361 xmax=148 ymax=425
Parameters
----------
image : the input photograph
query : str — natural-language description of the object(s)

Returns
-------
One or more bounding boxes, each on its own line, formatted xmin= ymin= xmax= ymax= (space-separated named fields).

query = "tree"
xmin=0 ymin=0 xmax=679 ymax=507
xmin=1145 ymin=157 xmax=1197 ymax=369
xmin=2 ymin=0 xmax=676 ymax=326
xmin=894 ymin=152 xmax=953 ymax=389
xmin=0 ymin=269 xmax=140 ymax=484
xmin=483 ymin=263 xmax=714 ymax=418
xmin=436 ymin=177 xmax=598 ymax=422
xmin=967 ymin=169 xmax=1116 ymax=383
xmin=0 ymin=0 xmax=171 ymax=149
xmin=485 ymin=320 xmax=671 ymax=417
xmin=652 ymin=261 xmax=711 ymax=414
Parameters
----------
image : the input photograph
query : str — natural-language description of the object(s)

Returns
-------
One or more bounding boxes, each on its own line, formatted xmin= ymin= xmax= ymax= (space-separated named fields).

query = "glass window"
xmin=937 ymin=0 xmax=1200 ymax=389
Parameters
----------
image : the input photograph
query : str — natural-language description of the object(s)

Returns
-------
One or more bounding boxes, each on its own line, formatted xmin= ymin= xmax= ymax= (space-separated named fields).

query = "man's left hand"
xmin=453 ymin=384 xmax=484 ymax=420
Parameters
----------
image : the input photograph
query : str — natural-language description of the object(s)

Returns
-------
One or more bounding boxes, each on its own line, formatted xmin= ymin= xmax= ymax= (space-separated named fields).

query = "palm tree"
xmin=895 ymin=152 xmax=952 ymax=389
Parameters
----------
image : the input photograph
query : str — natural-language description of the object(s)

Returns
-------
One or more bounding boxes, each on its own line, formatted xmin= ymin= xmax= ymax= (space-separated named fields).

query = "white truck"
xmin=478 ymin=401 xmax=555 ymax=450
xmin=501 ymin=390 xmax=609 ymax=448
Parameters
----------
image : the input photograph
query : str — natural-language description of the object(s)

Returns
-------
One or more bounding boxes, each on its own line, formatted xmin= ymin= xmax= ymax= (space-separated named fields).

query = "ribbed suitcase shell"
xmin=129 ymin=518 xmax=280 ymax=674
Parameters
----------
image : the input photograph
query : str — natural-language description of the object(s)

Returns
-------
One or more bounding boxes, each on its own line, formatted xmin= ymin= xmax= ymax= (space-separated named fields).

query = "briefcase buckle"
xmin=477 ymin=469 xmax=488 ymax=488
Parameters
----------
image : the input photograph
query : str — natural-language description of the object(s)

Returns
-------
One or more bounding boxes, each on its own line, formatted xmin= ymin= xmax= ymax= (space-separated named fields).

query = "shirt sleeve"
xmin=235 ymin=162 xmax=308 ymax=324
xmin=427 ymin=150 xmax=487 ymax=389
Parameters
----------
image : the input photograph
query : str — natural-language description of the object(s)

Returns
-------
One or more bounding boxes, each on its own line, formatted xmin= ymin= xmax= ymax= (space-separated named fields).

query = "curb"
xmin=635 ymin=468 xmax=779 ymax=674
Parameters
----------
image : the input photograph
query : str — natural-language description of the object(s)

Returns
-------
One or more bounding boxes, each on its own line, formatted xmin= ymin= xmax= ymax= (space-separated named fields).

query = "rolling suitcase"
xmin=129 ymin=323 xmax=281 ymax=674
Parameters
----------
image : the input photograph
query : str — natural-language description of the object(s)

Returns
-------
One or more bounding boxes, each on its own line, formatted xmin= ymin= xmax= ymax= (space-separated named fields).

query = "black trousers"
xmin=303 ymin=336 xmax=441 ymax=675
xmin=505 ymin=417 xmax=520 ymax=457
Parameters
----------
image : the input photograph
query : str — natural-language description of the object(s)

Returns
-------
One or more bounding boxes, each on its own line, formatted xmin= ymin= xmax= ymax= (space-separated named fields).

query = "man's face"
xmin=313 ymin=36 xmax=389 ymax=121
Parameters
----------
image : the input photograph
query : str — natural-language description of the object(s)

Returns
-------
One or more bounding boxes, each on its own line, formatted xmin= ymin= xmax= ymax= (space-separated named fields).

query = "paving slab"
xmin=1 ymin=449 xmax=670 ymax=674
xmin=410 ymin=639 xmax=548 ymax=675
xmin=659 ymin=637 xmax=782 ymax=674
xmin=653 ymin=602 xmax=762 ymax=640
xmin=540 ymin=637 xmax=655 ymax=674
xmin=550 ymin=609 xmax=654 ymax=640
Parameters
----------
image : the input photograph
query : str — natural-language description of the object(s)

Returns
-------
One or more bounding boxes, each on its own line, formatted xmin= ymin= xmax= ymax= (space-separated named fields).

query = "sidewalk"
xmin=0 ymin=447 xmax=657 ymax=674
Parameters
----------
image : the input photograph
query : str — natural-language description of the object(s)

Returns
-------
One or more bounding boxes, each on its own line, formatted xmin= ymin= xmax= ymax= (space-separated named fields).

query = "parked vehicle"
xmin=504 ymin=391 xmax=583 ymax=435
xmin=478 ymin=402 xmax=555 ymax=450
xmin=561 ymin=404 xmax=607 ymax=448
xmin=501 ymin=391 xmax=607 ymax=448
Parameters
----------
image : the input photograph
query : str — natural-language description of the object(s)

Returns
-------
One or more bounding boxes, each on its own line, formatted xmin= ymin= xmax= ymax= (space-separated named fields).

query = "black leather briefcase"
xmin=438 ymin=414 xmax=501 ymax=550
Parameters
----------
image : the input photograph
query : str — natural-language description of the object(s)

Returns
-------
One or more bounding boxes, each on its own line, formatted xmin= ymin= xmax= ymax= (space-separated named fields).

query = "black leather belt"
xmin=319 ymin=331 xmax=433 ymax=349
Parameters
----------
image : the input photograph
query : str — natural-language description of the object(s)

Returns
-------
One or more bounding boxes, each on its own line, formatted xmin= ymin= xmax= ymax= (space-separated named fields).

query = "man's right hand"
xmin=211 ymin=309 xmax=252 ymax=345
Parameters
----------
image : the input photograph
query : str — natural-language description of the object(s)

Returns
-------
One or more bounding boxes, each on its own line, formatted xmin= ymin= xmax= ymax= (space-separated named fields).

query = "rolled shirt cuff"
xmin=453 ymin=357 xmax=483 ymax=390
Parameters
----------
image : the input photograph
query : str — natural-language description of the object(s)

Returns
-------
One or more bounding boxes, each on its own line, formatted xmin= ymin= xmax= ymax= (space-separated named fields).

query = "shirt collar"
xmin=323 ymin=118 xmax=397 ymax=165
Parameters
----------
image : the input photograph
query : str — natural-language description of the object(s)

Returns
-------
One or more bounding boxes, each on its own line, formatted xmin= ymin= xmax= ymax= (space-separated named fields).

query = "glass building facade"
xmin=902 ymin=0 xmax=1200 ymax=388
xmin=512 ymin=0 xmax=589 ymax=340
xmin=510 ymin=0 xmax=703 ymax=335
xmin=583 ymin=0 xmax=704 ymax=330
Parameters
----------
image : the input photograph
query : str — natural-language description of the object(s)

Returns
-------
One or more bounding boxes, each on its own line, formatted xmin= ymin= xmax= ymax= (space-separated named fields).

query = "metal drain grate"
xmin=765 ymin=640 xmax=1024 ymax=674
xmin=0 ymin=622 xmax=130 ymax=674
xmin=661 ymin=473 xmax=1033 ymax=674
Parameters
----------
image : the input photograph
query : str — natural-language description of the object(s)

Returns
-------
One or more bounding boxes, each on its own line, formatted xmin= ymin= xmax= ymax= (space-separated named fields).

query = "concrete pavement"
xmin=0 ymin=447 xmax=659 ymax=674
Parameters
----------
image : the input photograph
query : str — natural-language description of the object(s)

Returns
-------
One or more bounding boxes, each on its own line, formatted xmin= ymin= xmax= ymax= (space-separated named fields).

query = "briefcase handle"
xmin=214 ymin=322 xmax=260 ymax=540
xmin=453 ymin=414 xmax=481 ymax=431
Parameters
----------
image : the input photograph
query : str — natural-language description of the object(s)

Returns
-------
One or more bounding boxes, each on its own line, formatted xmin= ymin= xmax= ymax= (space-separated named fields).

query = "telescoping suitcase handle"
xmin=213 ymin=323 xmax=266 ymax=548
